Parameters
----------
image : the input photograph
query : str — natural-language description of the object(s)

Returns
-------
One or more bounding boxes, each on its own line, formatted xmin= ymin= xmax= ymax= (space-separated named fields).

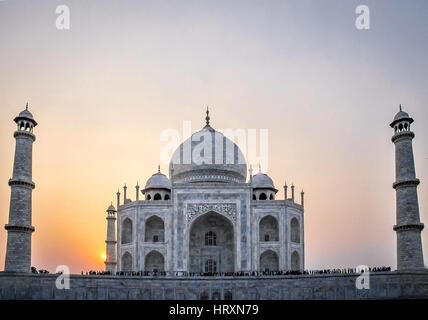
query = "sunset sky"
xmin=0 ymin=0 xmax=427 ymax=273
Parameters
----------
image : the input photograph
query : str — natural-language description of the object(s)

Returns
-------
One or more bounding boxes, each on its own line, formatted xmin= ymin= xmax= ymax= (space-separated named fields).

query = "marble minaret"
xmin=390 ymin=105 xmax=425 ymax=270
xmin=105 ymin=204 xmax=117 ymax=273
xmin=4 ymin=104 xmax=37 ymax=272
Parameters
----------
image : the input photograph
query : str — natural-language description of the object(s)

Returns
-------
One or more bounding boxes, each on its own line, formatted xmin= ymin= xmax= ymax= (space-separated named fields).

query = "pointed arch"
xmin=259 ymin=215 xmax=279 ymax=241
xmin=121 ymin=251 xmax=132 ymax=271
xmin=189 ymin=211 xmax=234 ymax=273
xmin=121 ymin=218 xmax=133 ymax=244
xmin=291 ymin=251 xmax=300 ymax=271
xmin=144 ymin=250 xmax=165 ymax=272
xmin=290 ymin=217 xmax=300 ymax=243
xmin=145 ymin=215 xmax=165 ymax=242
xmin=259 ymin=249 xmax=279 ymax=271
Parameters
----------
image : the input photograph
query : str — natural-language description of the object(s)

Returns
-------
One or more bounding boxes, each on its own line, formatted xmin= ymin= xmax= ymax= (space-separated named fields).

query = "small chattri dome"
xmin=390 ymin=105 xmax=413 ymax=128
xmin=18 ymin=109 xmax=34 ymax=120
xmin=107 ymin=203 xmax=116 ymax=212
xmin=143 ymin=170 xmax=172 ymax=192
xmin=251 ymin=173 xmax=276 ymax=190
xmin=393 ymin=110 xmax=409 ymax=122
xmin=14 ymin=103 xmax=37 ymax=125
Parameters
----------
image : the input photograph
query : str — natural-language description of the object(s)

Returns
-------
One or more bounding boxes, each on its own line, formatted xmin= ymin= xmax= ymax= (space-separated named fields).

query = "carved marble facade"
xmin=116 ymin=185 xmax=304 ymax=273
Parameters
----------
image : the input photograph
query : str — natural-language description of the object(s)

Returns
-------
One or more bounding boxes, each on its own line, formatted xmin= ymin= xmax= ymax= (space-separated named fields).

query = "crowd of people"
xmin=78 ymin=266 xmax=392 ymax=277
xmin=303 ymin=266 xmax=391 ymax=275
xmin=30 ymin=266 xmax=391 ymax=276
xmin=83 ymin=270 xmax=112 ymax=276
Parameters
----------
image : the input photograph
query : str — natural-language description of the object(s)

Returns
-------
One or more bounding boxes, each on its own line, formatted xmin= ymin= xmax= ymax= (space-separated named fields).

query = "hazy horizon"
xmin=0 ymin=0 xmax=427 ymax=273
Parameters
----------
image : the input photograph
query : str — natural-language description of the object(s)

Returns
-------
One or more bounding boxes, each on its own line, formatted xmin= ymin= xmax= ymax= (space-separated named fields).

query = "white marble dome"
xmin=18 ymin=109 xmax=35 ymax=120
xmin=169 ymin=124 xmax=247 ymax=183
xmin=251 ymin=173 xmax=276 ymax=190
xmin=144 ymin=172 xmax=172 ymax=191
xmin=393 ymin=110 xmax=409 ymax=122
xmin=390 ymin=105 xmax=414 ymax=127
xmin=14 ymin=105 xmax=37 ymax=126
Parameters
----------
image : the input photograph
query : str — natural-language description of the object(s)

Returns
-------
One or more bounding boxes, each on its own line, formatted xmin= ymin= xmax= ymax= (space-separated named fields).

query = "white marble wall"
xmin=116 ymin=184 xmax=304 ymax=272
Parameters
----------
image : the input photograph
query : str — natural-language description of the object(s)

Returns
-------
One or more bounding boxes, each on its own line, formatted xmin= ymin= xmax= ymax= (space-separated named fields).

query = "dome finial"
xmin=399 ymin=104 xmax=402 ymax=112
xmin=158 ymin=165 xmax=161 ymax=173
xmin=258 ymin=163 xmax=261 ymax=173
xmin=205 ymin=106 xmax=210 ymax=126
xmin=26 ymin=102 xmax=28 ymax=110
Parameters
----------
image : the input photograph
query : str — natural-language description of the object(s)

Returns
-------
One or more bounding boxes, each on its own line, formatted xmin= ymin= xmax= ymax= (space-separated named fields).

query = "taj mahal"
xmin=107 ymin=109 xmax=304 ymax=274
xmin=0 ymin=104 xmax=427 ymax=300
